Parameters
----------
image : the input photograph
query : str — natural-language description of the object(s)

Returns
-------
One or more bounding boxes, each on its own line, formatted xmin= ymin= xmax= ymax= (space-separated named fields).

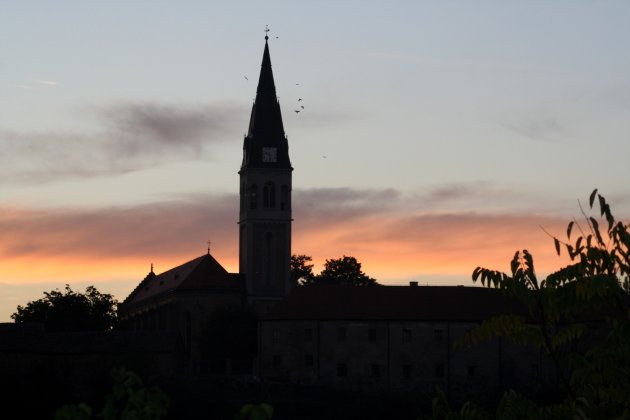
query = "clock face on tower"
xmin=262 ymin=147 xmax=277 ymax=163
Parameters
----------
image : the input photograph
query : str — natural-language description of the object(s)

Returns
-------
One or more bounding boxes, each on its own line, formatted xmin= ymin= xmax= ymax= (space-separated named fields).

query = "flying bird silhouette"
xmin=244 ymin=76 xmax=248 ymax=80
xmin=301 ymin=106 xmax=304 ymax=109
xmin=298 ymin=98 xmax=302 ymax=101
xmin=294 ymin=110 xmax=300 ymax=114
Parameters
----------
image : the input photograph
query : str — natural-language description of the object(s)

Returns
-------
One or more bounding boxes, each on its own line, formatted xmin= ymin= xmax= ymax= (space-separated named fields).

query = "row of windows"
xmin=272 ymin=327 xmax=445 ymax=344
xmin=241 ymin=183 xmax=290 ymax=210
xmin=270 ymin=355 xmax=481 ymax=379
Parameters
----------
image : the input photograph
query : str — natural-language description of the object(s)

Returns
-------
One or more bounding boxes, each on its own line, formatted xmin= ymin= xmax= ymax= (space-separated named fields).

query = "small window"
xmin=272 ymin=354 xmax=282 ymax=368
xmin=402 ymin=328 xmax=412 ymax=343
xmin=368 ymin=328 xmax=377 ymax=342
xmin=304 ymin=328 xmax=314 ymax=342
xmin=435 ymin=363 xmax=445 ymax=378
xmin=403 ymin=364 xmax=413 ymax=379
xmin=263 ymin=182 xmax=276 ymax=208
xmin=272 ymin=328 xmax=280 ymax=344
xmin=434 ymin=329 xmax=444 ymax=341
xmin=304 ymin=354 xmax=314 ymax=367
xmin=337 ymin=363 xmax=348 ymax=378
xmin=467 ymin=365 xmax=476 ymax=377
xmin=337 ymin=327 xmax=347 ymax=342
xmin=371 ymin=364 xmax=381 ymax=378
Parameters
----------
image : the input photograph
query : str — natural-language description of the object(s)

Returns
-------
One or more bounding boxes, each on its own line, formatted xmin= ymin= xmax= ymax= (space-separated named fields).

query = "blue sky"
xmin=1 ymin=1 xmax=629 ymax=320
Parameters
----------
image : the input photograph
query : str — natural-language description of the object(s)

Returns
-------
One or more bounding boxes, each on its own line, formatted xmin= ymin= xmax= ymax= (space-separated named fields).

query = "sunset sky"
xmin=1 ymin=1 xmax=629 ymax=321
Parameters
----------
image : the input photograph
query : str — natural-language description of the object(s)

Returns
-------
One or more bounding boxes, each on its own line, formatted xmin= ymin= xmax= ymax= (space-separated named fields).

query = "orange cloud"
xmin=294 ymin=212 xmax=573 ymax=284
xmin=1 ymin=187 xmax=614 ymax=321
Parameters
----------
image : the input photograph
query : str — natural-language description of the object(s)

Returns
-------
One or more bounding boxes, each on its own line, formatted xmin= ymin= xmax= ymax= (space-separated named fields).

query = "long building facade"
xmin=115 ymin=35 xmax=558 ymax=399
xmin=259 ymin=285 xmax=556 ymax=401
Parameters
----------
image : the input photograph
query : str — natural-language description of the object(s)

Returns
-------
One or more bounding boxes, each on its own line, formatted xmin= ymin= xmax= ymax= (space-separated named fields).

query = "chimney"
xmin=409 ymin=281 xmax=418 ymax=287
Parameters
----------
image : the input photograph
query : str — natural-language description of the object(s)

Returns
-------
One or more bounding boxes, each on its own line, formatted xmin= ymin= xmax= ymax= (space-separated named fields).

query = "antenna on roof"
xmin=150 ymin=263 xmax=154 ymax=274
xmin=207 ymin=240 xmax=211 ymax=255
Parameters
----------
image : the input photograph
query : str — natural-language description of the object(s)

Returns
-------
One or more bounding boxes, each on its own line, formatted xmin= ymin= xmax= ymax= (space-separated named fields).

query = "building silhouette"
xmin=114 ymin=36 xmax=556 ymax=400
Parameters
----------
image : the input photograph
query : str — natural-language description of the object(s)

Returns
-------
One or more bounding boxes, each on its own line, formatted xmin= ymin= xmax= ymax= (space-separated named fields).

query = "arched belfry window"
xmin=280 ymin=185 xmax=289 ymax=210
xmin=250 ymin=184 xmax=258 ymax=209
xmin=263 ymin=182 xmax=276 ymax=208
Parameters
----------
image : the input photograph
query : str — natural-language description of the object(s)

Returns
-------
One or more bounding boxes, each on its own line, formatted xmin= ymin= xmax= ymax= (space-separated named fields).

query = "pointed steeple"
xmin=241 ymin=37 xmax=291 ymax=170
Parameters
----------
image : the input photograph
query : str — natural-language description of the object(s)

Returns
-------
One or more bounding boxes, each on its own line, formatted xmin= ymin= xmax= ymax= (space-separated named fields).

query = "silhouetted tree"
xmin=291 ymin=254 xmax=315 ymax=285
xmin=318 ymin=256 xmax=378 ymax=286
xmin=427 ymin=190 xmax=630 ymax=419
xmin=296 ymin=255 xmax=378 ymax=286
xmin=12 ymin=284 xmax=117 ymax=331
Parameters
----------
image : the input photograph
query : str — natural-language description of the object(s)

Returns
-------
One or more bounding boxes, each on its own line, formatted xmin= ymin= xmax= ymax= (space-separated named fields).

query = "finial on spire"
xmin=265 ymin=25 xmax=270 ymax=41
xmin=150 ymin=263 xmax=154 ymax=273
xmin=207 ymin=240 xmax=211 ymax=255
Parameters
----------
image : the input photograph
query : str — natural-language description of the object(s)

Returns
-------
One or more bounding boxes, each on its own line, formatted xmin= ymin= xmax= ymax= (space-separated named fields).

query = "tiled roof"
xmin=262 ymin=285 xmax=526 ymax=321
xmin=122 ymin=254 xmax=243 ymax=308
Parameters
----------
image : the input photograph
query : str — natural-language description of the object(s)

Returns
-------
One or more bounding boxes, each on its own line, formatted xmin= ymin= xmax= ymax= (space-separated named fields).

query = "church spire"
xmin=241 ymin=34 xmax=291 ymax=170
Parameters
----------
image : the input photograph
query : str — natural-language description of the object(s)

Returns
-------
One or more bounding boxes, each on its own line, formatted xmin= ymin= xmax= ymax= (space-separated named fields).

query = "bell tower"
xmin=239 ymin=35 xmax=293 ymax=310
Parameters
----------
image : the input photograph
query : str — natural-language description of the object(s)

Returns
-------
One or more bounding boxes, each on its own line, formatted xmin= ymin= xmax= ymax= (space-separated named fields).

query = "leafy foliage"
xmin=55 ymin=368 xmax=169 ymax=420
xmin=442 ymin=190 xmax=630 ymax=419
xmin=293 ymin=254 xmax=379 ymax=286
xmin=235 ymin=403 xmax=274 ymax=420
xmin=290 ymin=254 xmax=315 ymax=285
xmin=12 ymin=284 xmax=118 ymax=331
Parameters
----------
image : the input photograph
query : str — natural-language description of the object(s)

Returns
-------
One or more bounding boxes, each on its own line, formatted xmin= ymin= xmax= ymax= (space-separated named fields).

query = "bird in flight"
xmin=298 ymin=98 xmax=302 ymax=101
xmin=301 ymin=106 xmax=304 ymax=109
xmin=294 ymin=110 xmax=300 ymax=114
xmin=244 ymin=76 xmax=248 ymax=80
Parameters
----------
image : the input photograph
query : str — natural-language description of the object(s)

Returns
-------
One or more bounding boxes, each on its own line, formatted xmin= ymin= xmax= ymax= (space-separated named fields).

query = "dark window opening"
xmin=467 ymin=365 xmax=476 ymax=377
xmin=337 ymin=327 xmax=347 ymax=342
xmin=304 ymin=328 xmax=314 ymax=342
xmin=304 ymin=354 xmax=314 ymax=367
xmin=368 ymin=328 xmax=377 ymax=342
xmin=402 ymin=328 xmax=412 ymax=343
xmin=434 ymin=328 xmax=444 ymax=341
xmin=435 ymin=363 xmax=445 ymax=378
xmin=337 ymin=363 xmax=348 ymax=377
xmin=371 ymin=364 xmax=381 ymax=378
xmin=272 ymin=354 xmax=282 ymax=368
xmin=263 ymin=182 xmax=276 ymax=208
xmin=403 ymin=364 xmax=413 ymax=379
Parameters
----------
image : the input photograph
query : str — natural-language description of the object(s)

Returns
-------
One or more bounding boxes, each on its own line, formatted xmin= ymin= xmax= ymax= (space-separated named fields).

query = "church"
xmin=117 ymin=36 xmax=555 ymax=400
xmin=117 ymin=33 xmax=293 ymax=374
